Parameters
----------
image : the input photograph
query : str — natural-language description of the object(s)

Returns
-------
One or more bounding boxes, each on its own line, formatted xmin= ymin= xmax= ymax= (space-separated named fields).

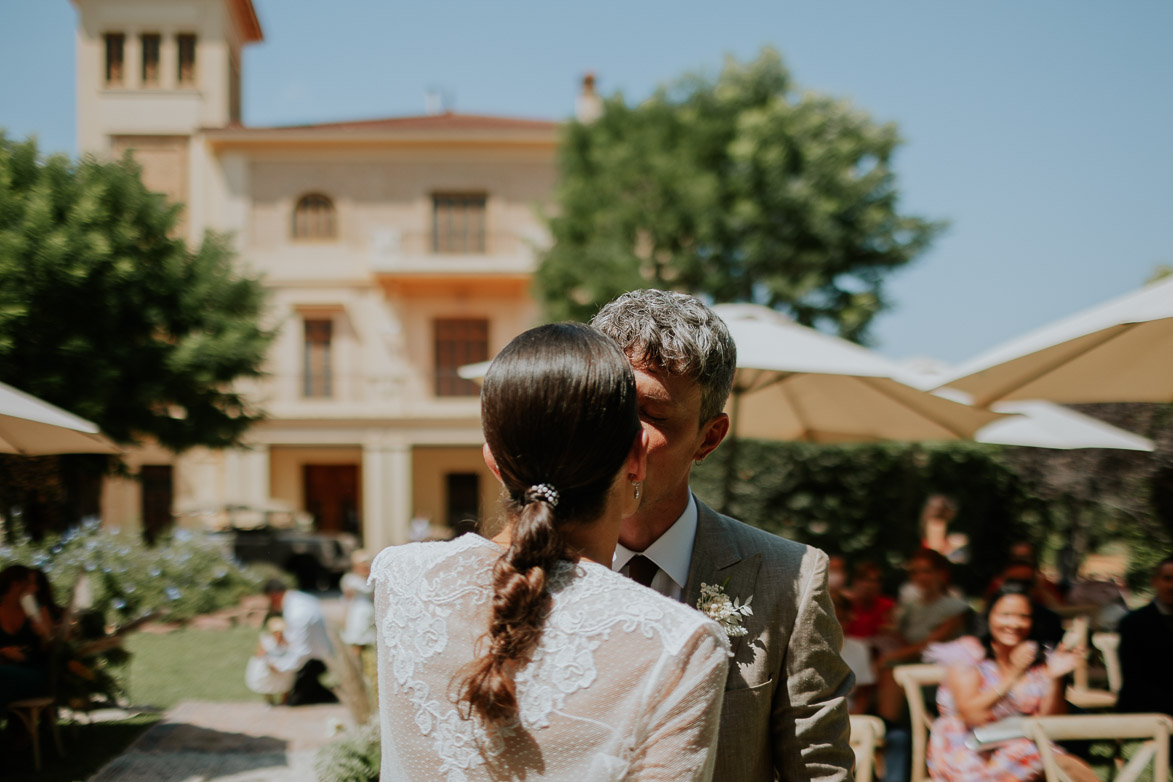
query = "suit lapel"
xmin=686 ymin=499 xmax=763 ymax=661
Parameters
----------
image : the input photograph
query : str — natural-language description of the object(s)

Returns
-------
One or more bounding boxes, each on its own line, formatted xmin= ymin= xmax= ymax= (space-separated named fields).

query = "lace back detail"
xmin=371 ymin=535 xmax=728 ymax=781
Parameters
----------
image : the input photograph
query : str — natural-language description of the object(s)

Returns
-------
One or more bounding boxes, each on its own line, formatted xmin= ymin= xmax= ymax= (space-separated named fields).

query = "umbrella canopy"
xmin=975 ymin=400 xmax=1153 ymax=451
xmin=712 ymin=304 xmax=1005 ymax=443
xmin=900 ymin=359 xmax=1155 ymax=452
xmin=942 ymin=275 xmax=1173 ymax=406
xmin=0 ymin=381 xmax=120 ymax=455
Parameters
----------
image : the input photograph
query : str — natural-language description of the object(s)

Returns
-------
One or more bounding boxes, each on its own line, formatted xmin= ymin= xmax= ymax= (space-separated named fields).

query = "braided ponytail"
xmin=455 ymin=323 xmax=640 ymax=728
xmin=457 ymin=495 xmax=563 ymax=725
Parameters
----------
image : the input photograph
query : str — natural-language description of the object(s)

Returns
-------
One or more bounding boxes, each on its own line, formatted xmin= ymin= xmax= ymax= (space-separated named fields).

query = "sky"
xmin=1 ymin=0 xmax=1170 ymax=366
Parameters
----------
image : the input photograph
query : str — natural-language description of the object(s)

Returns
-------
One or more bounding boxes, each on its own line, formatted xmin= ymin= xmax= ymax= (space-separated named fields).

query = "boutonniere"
xmin=697 ymin=580 xmax=753 ymax=650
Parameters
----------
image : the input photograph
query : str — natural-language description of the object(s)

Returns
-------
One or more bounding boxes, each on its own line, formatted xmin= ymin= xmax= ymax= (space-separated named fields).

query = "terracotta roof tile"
xmin=249 ymin=112 xmax=559 ymax=133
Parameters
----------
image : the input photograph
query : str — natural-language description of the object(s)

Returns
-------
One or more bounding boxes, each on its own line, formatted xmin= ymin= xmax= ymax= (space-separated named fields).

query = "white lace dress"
xmin=370 ymin=533 xmax=730 ymax=782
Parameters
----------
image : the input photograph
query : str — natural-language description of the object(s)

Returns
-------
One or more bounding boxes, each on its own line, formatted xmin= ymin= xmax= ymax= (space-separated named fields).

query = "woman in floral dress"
xmin=926 ymin=581 xmax=1098 ymax=782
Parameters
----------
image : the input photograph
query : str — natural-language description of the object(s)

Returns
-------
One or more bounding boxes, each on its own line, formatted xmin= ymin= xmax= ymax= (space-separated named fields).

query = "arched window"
xmin=292 ymin=193 xmax=337 ymax=240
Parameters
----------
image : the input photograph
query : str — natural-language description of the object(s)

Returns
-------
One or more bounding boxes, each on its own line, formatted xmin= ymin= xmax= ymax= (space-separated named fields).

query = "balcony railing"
xmin=369 ymin=228 xmax=540 ymax=275
xmin=239 ymin=373 xmax=483 ymax=409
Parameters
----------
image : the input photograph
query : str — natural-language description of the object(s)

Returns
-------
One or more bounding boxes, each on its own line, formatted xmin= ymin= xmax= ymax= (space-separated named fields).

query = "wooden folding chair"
xmin=1065 ymin=615 xmax=1117 ymax=710
xmin=892 ymin=664 xmax=945 ymax=782
xmin=5 ymin=693 xmax=63 ymax=772
xmin=1024 ymin=713 xmax=1172 ymax=782
xmin=849 ymin=714 xmax=886 ymax=782
xmin=1090 ymin=632 xmax=1121 ymax=696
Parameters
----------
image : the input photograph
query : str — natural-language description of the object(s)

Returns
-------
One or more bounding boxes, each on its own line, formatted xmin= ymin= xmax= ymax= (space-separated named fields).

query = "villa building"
xmin=71 ymin=0 xmax=568 ymax=551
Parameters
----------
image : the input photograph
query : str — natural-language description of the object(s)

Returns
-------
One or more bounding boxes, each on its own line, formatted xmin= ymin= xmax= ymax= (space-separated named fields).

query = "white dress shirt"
xmin=613 ymin=494 xmax=698 ymax=603
xmin=269 ymin=590 xmax=335 ymax=673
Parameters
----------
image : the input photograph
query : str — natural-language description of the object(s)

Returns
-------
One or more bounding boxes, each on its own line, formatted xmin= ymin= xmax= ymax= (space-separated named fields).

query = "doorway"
xmin=303 ymin=464 xmax=360 ymax=537
xmin=140 ymin=465 xmax=174 ymax=543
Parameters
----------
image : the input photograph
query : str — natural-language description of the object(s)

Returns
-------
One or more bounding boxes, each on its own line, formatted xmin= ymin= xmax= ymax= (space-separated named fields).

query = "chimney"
xmin=575 ymin=72 xmax=602 ymax=124
xmin=425 ymin=88 xmax=444 ymax=116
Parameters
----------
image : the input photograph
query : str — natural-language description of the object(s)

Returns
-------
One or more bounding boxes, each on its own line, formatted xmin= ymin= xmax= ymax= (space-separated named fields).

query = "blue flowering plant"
xmin=0 ymin=518 xmax=266 ymax=626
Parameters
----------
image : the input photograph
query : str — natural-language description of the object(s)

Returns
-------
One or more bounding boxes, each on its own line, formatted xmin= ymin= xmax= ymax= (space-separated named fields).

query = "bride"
xmin=370 ymin=322 xmax=730 ymax=781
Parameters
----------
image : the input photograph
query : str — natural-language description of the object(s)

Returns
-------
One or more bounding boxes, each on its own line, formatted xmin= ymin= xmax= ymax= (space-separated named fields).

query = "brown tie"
xmin=627 ymin=554 xmax=659 ymax=588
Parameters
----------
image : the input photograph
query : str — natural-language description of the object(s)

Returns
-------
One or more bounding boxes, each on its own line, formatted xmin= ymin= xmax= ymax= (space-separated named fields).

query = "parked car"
xmin=177 ymin=502 xmax=356 ymax=591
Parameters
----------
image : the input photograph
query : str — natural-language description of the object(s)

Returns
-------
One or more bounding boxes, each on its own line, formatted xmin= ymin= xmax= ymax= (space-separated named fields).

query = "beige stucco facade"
xmin=72 ymin=0 xmax=558 ymax=550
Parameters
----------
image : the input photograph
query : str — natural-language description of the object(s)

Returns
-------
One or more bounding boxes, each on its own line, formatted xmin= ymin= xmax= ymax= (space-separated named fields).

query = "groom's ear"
xmin=693 ymin=413 xmax=730 ymax=462
xmin=482 ymin=442 xmax=504 ymax=485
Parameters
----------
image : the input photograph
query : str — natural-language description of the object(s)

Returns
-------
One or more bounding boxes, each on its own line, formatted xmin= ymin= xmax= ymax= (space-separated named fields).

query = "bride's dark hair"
xmin=456 ymin=322 xmax=641 ymax=727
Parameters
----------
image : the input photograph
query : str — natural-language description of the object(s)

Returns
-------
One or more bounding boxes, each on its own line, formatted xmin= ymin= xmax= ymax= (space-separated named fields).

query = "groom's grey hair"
xmin=590 ymin=289 xmax=737 ymax=425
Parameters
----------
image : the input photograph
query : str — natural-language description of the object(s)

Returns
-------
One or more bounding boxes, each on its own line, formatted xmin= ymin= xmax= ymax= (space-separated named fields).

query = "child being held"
xmin=245 ymin=616 xmax=296 ymax=704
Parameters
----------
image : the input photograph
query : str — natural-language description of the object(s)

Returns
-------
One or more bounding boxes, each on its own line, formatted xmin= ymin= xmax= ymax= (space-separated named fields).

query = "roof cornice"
xmin=228 ymin=0 xmax=264 ymax=44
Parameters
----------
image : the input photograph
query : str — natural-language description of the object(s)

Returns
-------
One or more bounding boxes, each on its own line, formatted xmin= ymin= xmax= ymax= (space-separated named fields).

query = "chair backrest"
xmin=1090 ymin=631 xmax=1121 ymax=695
xmin=1025 ymin=713 xmax=1172 ymax=782
xmin=892 ymin=664 xmax=945 ymax=782
xmin=1064 ymin=614 xmax=1092 ymax=690
xmin=1063 ymin=614 xmax=1118 ymax=708
xmin=849 ymin=714 xmax=885 ymax=782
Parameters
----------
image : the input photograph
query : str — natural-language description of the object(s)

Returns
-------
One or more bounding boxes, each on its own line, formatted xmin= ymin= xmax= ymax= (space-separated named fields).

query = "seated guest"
xmin=1116 ymin=554 xmax=1173 ymax=719
xmin=0 ymin=565 xmax=50 ymax=710
xmin=925 ymin=581 xmax=1097 ymax=782
xmin=845 ymin=560 xmax=896 ymax=642
xmin=832 ymin=591 xmax=876 ymax=714
xmin=828 ymin=554 xmax=851 ymax=601
xmin=876 ymin=549 xmax=970 ymax=723
xmin=985 ymin=541 xmax=1064 ymax=608
xmin=22 ymin=567 xmax=64 ymax=643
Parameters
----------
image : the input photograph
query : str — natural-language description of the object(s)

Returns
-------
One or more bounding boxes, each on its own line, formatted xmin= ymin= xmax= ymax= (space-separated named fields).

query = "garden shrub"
xmin=315 ymin=719 xmax=381 ymax=782
xmin=0 ymin=518 xmax=266 ymax=625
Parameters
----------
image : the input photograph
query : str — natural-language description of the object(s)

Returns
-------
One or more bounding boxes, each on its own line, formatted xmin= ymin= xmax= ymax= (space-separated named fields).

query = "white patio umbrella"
xmin=459 ymin=310 xmax=1005 ymax=442
xmin=974 ymin=401 xmax=1154 ymax=451
xmin=712 ymin=304 xmax=1006 ymax=444
xmin=0 ymin=380 xmax=120 ymax=455
xmin=900 ymin=359 xmax=1155 ymax=452
xmin=942 ymin=275 xmax=1173 ymax=406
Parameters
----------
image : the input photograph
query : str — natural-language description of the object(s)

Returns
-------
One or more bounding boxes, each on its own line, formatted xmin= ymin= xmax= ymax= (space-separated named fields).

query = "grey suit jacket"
xmin=685 ymin=499 xmax=855 ymax=782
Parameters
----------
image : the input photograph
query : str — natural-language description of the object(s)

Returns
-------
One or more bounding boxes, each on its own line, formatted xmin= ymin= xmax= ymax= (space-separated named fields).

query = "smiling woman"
xmin=923 ymin=582 xmax=1099 ymax=782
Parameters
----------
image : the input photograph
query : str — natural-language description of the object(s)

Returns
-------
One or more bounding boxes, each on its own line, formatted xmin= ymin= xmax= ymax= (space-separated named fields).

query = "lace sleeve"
xmin=625 ymin=623 xmax=730 ymax=782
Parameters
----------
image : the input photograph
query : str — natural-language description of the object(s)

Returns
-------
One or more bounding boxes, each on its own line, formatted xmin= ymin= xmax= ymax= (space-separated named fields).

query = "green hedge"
xmin=690 ymin=440 xmax=1051 ymax=595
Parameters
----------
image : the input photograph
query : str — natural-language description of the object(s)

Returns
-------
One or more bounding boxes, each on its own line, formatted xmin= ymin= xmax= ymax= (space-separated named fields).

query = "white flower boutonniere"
xmin=697 ymin=581 xmax=753 ymax=651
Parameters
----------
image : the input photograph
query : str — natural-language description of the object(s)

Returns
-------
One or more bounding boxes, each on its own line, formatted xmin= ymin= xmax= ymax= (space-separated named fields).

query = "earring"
xmin=694 ymin=457 xmax=705 ymax=466
xmin=631 ymin=480 xmax=642 ymax=501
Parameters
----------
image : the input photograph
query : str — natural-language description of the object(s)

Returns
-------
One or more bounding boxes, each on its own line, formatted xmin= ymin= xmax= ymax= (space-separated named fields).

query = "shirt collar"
xmin=613 ymin=494 xmax=697 ymax=591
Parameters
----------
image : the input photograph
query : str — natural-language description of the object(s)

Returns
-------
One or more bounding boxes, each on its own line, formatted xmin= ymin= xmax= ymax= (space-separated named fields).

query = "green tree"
xmin=537 ymin=48 xmax=944 ymax=342
xmin=0 ymin=133 xmax=273 ymax=530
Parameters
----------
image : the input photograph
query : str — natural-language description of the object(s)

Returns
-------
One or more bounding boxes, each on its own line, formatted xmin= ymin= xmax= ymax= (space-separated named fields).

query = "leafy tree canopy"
xmin=537 ymin=47 xmax=945 ymax=342
xmin=0 ymin=133 xmax=273 ymax=451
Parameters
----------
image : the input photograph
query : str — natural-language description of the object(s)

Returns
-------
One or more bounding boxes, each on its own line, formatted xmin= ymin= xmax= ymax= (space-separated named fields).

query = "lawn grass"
xmin=123 ymin=624 xmax=260 ymax=709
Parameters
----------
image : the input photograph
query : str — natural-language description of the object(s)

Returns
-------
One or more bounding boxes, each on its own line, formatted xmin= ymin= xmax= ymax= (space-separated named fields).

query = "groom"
xmin=592 ymin=290 xmax=854 ymax=782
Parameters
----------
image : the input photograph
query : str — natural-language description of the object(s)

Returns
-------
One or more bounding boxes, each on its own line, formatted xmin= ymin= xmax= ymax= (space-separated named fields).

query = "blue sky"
xmin=1 ymin=0 xmax=1170 ymax=365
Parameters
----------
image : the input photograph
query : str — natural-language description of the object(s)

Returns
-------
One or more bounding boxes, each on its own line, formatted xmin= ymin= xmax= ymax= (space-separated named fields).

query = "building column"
xmin=225 ymin=445 xmax=270 ymax=506
xmin=362 ymin=443 xmax=412 ymax=552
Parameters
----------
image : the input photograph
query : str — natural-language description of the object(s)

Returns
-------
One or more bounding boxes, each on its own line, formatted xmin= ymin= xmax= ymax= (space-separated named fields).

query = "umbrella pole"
xmin=719 ymin=390 xmax=743 ymax=515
